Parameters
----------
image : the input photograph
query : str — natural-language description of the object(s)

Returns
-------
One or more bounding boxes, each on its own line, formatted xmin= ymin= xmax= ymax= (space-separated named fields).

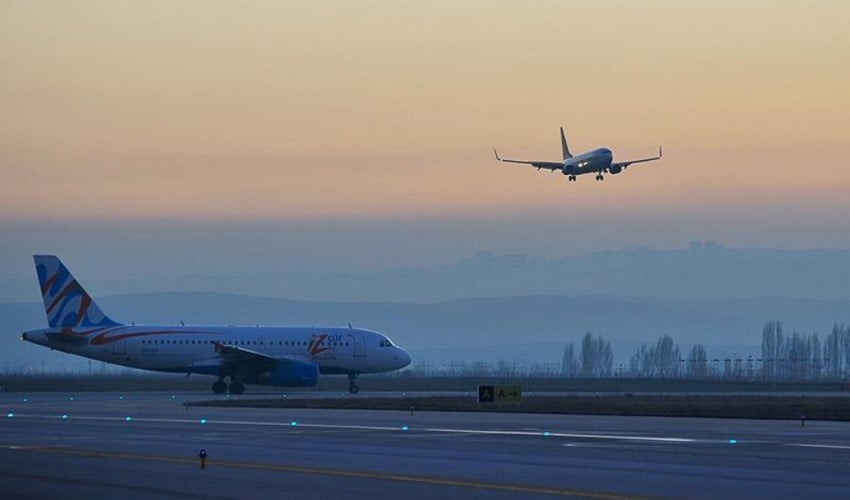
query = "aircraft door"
xmin=111 ymin=339 xmax=126 ymax=356
xmin=353 ymin=332 xmax=366 ymax=357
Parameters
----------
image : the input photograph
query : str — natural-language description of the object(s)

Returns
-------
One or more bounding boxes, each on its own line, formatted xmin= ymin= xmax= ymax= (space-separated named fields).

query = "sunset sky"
xmin=2 ymin=1 xmax=850 ymax=273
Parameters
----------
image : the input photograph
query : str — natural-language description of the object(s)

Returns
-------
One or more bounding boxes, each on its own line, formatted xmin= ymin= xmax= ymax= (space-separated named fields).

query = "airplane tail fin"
xmin=34 ymin=255 xmax=120 ymax=329
xmin=560 ymin=127 xmax=572 ymax=160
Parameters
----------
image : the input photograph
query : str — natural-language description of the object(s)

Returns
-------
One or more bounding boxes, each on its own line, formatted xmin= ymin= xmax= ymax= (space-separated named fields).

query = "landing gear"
xmin=567 ymin=175 xmax=576 ymax=182
xmin=229 ymin=380 xmax=245 ymax=395
xmin=213 ymin=377 xmax=244 ymax=394
xmin=348 ymin=373 xmax=360 ymax=394
xmin=212 ymin=379 xmax=227 ymax=394
xmin=595 ymin=173 xmax=604 ymax=181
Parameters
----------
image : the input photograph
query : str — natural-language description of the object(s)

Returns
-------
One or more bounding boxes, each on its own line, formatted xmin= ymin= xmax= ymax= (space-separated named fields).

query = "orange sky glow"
xmin=2 ymin=1 xmax=848 ymax=221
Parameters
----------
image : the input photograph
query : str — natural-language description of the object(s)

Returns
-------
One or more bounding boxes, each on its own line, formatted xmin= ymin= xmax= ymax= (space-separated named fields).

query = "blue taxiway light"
xmin=6 ymin=412 xmax=13 ymax=418
xmin=69 ymin=397 xmax=74 ymax=401
xmin=171 ymin=395 xmax=175 ymax=400
xmin=125 ymin=416 xmax=133 ymax=422
xmin=543 ymin=431 xmax=551 ymax=437
xmin=729 ymin=439 xmax=738 ymax=444
xmin=119 ymin=396 xmax=124 ymax=400
xmin=402 ymin=425 xmax=409 ymax=431
xmin=200 ymin=419 xmax=207 ymax=424
xmin=23 ymin=398 xmax=28 ymax=403
xmin=290 ymin=421 xmax=298 ymax=426
xmin=61 ymin=414 xmax=68 ymax=420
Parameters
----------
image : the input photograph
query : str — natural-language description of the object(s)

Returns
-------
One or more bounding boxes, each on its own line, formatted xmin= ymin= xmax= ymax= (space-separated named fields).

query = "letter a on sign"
xmin=478 ymin=385 xmax=495 ymax=403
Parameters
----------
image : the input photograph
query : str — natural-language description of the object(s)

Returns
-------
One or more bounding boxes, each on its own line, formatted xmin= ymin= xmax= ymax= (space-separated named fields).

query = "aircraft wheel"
xmin=212 ymin=380 xmax=227 ymax=394
xmin=229 ymin=381 xmax=245 ymax=395
xmin=348 ymin=373 xmax=359 ymax=394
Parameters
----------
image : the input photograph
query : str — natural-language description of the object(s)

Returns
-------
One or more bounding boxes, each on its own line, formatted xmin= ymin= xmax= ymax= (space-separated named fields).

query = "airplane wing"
xmin=494 ymin=149 xmax=563 ymax=171
xmin=210 ymin=342 xmax=308 ymax=371
xmin=610 ymin=146 xmax=663 ymax=170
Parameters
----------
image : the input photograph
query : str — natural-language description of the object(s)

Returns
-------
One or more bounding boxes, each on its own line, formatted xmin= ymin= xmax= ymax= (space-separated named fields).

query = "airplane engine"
xmin=608 ymin=165 xmax=623 ymax=175
xmin=253 ymin=361 xmax=320 ymax=387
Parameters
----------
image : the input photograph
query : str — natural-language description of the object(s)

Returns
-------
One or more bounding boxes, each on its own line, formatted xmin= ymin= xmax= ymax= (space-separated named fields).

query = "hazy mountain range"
xmin=3 ymin=244 xmax=849 ymax=372
xmin=4 ymin=244 xmax=850 ymax=304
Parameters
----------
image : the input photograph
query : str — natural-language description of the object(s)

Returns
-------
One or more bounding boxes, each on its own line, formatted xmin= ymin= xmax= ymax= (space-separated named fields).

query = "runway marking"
xmin=423 ymin=427 xmax=696 ymax=443
xmin=789 ymin=443 xmax=850 ymax=450
xmin=7 ymin=413 xmax=697 ymax=444
xmin=0 ymin=444 xmax=647 ymax=499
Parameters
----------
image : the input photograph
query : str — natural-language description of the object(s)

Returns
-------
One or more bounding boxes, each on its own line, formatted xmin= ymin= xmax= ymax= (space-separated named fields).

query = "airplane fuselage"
xmin=562 ymin=148 xmax=613 ymax=176
xmin=22 ymin=325 xmax=410 ymax=380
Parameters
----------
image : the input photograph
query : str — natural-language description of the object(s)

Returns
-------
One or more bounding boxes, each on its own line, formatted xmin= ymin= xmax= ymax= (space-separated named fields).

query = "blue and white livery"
xmin=22 ymin=255 xmax=411 ymax=394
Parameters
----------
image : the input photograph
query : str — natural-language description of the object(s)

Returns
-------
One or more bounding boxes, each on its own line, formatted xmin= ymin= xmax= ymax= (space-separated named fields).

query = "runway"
xmin=2 ymin=392 xmax=850 ymax=499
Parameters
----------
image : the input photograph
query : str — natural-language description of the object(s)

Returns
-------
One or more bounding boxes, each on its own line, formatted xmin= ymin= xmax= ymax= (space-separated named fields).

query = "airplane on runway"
xmin=494 ymin=127 xmax=662 ymax=181
xmin=21 ymin=255 xmax=411 ymax=394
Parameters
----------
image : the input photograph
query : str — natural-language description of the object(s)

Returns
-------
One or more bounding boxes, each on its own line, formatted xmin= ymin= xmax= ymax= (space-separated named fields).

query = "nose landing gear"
xmin=348 ymin=373 xmax=360 ymax=394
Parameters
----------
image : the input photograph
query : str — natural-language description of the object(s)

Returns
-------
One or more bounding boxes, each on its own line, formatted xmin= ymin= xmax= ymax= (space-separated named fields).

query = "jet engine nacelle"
xmin=608 ymin=165 xmax=623 ymax=175
xmin=251 ymin=361 xmax=320 ymax=387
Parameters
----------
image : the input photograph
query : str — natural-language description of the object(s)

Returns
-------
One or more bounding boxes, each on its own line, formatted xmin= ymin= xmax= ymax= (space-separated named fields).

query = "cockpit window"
xmin=379 ymin=338 xmax=395 ymax=347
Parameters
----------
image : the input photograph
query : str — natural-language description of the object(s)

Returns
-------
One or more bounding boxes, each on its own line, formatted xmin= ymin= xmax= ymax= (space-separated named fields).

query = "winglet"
xmin=493 ymin=148 xmax=502 ymax=161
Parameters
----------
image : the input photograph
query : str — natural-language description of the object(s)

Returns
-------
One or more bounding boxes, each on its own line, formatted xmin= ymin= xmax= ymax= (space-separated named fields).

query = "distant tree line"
xmin=400 ymin=320 xmax=850 ymax=380
xmin=557 ymin=321 xmax=850 ymax=380
xmin=761 ymin=321 xmax=850 ymax=381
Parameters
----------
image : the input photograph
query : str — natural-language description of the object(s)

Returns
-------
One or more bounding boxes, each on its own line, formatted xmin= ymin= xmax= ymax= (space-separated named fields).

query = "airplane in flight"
xmin=494 ymin=127 xmax=662 ymax=181
xmin=21 ymin=255 xmax=411 ymax=394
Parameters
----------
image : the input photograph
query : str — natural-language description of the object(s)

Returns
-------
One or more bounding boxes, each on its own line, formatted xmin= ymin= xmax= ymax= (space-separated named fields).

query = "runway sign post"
xmin=478 ymin=385 xmax=522 ymax=404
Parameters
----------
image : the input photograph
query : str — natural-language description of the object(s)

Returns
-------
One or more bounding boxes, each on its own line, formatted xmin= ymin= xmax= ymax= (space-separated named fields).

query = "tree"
xmin=824 ymin=324 xmax=847 ymax=379
xmin=580 ymin=332 xmax=613 ymax=378
xmin=653 ymin=335 xmax=680 ymax=377
xmin=561 ymin=343 xmax=578 ymax=377
xmin=628 ymin=335 xmax=681 ymax=378
xmin=761 ymin=321 xmax=785 ymax=379
xmin=687 ymin=344 xmax=708 ymax=378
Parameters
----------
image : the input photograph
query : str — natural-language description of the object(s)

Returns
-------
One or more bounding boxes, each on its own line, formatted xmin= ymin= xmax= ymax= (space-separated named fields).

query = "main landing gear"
xmin=229 ymin=380 xmax=245 ymax=395
xmin=212 ymin=377 xmax=244 ymax=395
xmin=595 ymin=173 xmax=605 ymax=181
xmin=212 ymin=379 xmax=227 ymax=394
xmin=348 ymin=373 xmax=360 ymax=394
xmin=567 ymin=175 xmax=576 ymax=182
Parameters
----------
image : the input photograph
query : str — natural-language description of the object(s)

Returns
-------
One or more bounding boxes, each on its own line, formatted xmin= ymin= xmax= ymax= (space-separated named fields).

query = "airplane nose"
xmin=397 ymin=348 xmax=412 ymax=369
